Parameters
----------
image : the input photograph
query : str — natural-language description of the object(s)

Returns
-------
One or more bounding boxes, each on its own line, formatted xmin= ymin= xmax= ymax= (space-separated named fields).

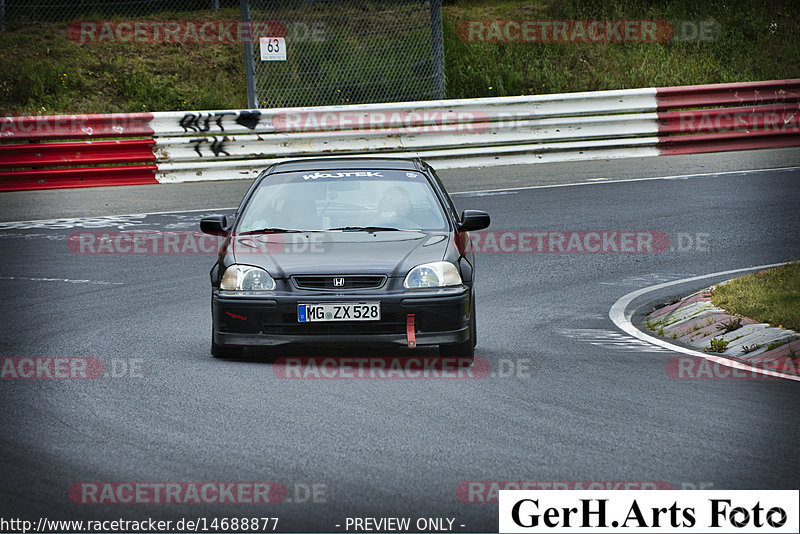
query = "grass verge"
xmin=1 ymin=0 xmax=799 ymax=113
xmin=0 ymin=9 xmax=247 ymax=113
xmin=712 ymin=262 xmax=800 ymax=332
xmin=443 ymin=0 xmax=800 ymax=99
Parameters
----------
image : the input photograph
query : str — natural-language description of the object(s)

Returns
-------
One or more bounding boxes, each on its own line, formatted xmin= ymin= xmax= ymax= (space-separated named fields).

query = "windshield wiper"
xmin=236 ymin=227 xmax=306 ymax=235
xmin=329 ymin=226 xmax=402 ymax=232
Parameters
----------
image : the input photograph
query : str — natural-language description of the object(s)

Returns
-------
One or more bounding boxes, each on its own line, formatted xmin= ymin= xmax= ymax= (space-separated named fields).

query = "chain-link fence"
xmin=1 ymin=0 xmax=238 ymax=30
xmin=2 ymin=0 xmax=445 ymax=108
xmin=244 ymin=0 xmax=445 ymax=108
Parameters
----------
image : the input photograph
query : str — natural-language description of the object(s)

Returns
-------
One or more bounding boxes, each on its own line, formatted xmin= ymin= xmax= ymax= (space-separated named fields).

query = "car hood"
xmin=229 ymin=231 xmax=451 ymax=278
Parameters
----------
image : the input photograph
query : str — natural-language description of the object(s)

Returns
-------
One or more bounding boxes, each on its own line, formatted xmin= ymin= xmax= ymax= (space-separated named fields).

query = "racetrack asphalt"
xmin=2 ymin=146 xmax=799 ymax=222
xmin=0 ymin=149 xmax=798 ymax=532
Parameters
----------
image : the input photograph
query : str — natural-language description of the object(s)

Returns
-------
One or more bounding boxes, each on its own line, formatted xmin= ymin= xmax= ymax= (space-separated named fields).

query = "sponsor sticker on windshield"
xmin=302 ymin=171 xmax=383 ymax=180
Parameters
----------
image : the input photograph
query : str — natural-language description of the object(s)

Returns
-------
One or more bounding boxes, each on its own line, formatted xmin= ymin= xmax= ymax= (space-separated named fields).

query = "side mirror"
xmin=457 ymin=210 xmax=490 ymax=232
xmin=200 ymin=215 xmax=228 ymax=234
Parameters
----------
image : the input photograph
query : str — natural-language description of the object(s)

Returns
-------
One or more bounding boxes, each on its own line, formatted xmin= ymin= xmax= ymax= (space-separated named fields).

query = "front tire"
xmin=211 ymin=328 xmax=243 ymax=358
xmin=439 ymin=296 xmax=476 ymax=362
xmin=438 ymin=337 xmax=474 ymax=361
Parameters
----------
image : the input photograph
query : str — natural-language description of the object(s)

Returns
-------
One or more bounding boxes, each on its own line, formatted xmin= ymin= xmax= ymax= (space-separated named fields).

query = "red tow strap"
xmin=406 ymin=314 xmax=416 ymax=348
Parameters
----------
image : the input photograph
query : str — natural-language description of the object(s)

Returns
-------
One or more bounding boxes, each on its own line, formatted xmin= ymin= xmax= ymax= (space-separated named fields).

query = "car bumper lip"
xmin=212 ymin=285 xmax=471 ymax=347
xmin=213 ymin=328 xmax=469 ymax=347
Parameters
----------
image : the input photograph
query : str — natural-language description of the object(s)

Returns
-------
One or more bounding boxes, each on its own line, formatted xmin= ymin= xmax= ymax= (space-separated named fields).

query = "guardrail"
xmin=1 ymin=78 xmax=799 ymax=191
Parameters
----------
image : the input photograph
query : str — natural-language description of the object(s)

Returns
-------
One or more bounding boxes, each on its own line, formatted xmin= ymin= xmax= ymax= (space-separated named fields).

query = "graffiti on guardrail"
xmin=178 ymin=110 xmax=263 ymax=133
xmin=189 ymin=136 xmax=230 ymax=158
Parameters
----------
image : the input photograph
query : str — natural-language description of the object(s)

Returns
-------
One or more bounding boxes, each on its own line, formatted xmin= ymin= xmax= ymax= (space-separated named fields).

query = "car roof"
xmin=267 ymin=157 xmax=424 ymax=174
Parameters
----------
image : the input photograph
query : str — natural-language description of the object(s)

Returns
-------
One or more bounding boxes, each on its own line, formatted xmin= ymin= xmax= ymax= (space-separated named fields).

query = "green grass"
xmin=443 ymin=0 xmax=800 ymax=98
xmin=1 ymin=0 xmax=800 ymax=113
xmin=0 ymin=9 xmax=247 ymax=113
xmin=721 ymin=317 xmax=742 ymax=333
xmin=706 ymin=337 xmax=730 ymax=353
xmin=712 ymin=262 xmax=800 ymax=332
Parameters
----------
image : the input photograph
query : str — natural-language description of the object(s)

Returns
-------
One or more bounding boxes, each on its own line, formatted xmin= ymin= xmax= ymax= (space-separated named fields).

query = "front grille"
xmin=292 ymin=275 xmax=386 ymax=291
xmin=263 ymin=312 xmax=407 ymax=335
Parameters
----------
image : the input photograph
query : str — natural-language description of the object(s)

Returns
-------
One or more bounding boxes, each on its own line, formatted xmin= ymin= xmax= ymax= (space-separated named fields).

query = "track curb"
xmin=609 ymin=263 xmax=800 ymax=381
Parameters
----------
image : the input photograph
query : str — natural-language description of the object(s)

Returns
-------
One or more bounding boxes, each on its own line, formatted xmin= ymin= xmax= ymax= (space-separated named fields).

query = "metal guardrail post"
xmin=240 ymin=0 xmax=257 ymax=108
xmin=430 ymin=0 xmax=446 ymax=99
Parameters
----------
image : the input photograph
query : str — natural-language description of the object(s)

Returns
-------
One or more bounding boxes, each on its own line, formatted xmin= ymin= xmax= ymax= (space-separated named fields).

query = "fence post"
xmin=240 ymin=0 xmax=257 ymax=108
xmin=430 ymin=0 xmax=445 ymax=99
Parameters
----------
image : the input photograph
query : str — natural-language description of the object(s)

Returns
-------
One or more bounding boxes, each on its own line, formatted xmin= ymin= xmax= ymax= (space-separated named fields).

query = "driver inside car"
xmin=376 ymin=185 xmax=416 ymax=228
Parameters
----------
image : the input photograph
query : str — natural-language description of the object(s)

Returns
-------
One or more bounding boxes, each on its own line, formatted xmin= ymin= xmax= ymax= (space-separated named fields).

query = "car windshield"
xmin=236 ymin=169 xmax=449 ymax=232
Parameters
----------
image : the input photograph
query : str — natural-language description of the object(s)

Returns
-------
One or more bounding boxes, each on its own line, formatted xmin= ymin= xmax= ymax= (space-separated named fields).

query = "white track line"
xmin=0 ymin=206 xmax=238 ymax=227
xmin=609 ymin=263 xmax=799 ymax=382
xmin=453 ymin=165 xmax=800 ymax=195
xmin=1 ymin=165 xmax=798 ymax=226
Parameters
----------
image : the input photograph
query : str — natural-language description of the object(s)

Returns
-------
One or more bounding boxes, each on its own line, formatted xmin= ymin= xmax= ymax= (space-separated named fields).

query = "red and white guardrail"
xmin=1 ymin=78 xmax=798 ymax=191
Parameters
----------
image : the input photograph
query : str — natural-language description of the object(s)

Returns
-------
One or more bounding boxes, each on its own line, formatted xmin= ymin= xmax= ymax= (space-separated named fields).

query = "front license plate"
xmin=298 ymin=303 xmax=380 ymax=322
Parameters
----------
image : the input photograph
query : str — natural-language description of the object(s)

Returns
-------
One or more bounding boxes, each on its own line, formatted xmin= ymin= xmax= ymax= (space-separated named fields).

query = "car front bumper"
xmin=212 ymin=285 xmax=471 ymax=347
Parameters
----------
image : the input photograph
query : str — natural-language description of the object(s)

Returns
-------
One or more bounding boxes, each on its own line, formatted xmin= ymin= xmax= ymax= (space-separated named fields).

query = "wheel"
xmin=439 ymin=335 xmax=474 ymax=362
xmin=471 ymin=293 xmax=477 ymax=347
xmin=439 ymin=295 xmax=475 ymax=362
xmin=211 ymin=328 xmax=243 ymax=358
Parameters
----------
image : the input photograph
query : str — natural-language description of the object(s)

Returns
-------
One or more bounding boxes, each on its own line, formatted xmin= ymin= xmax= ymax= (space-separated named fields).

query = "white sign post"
xmin=259 ymin=37 xmax=286 ymax=61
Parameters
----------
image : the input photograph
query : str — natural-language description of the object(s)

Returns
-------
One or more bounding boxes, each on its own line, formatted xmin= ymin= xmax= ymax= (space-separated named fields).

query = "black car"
xmin=200 ymin=157 xmax=490 ymax=360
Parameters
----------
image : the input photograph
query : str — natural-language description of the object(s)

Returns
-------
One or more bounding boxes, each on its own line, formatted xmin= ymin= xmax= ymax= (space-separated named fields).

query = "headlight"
xmin=220 ymin=265 xmax=276 ymax=291
xmin=404 ymin=261 xmax=462 ymax=288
